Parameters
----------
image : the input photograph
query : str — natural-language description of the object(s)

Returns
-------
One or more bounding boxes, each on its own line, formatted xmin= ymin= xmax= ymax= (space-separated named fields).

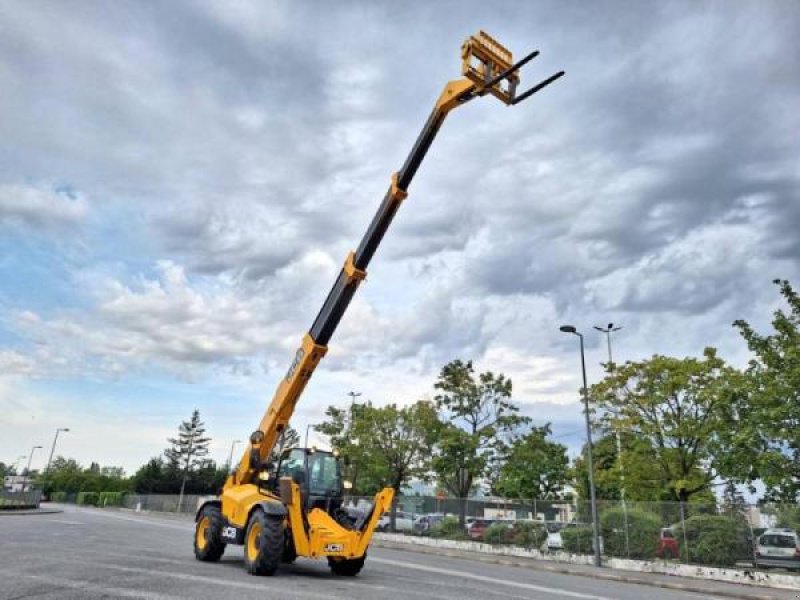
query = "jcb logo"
xmin=285 ymin=347 xmax=304 ymax=382
xmin=222 ymin=526 xmax=237 ymax=540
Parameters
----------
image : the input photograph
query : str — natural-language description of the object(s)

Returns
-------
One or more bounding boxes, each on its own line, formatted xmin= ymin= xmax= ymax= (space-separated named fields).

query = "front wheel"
xmin=194 ymin=504 xmax=226 ymax=562
xmin=328 ymin=553 xmax=366 ymax=576
xmin=244 ymin=509 xmax=283 ymax=576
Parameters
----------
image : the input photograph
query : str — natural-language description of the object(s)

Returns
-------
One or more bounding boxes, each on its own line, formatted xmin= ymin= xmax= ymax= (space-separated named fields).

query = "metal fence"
xmin=352 ymin=495 xmax=800 ymax=573
xmin=0 ymin=489 xmax=42 ymax=509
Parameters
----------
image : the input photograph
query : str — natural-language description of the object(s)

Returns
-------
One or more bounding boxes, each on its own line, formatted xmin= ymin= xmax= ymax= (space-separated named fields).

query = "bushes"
xmin=98 ymin=491 xmax=126 ymax=506
xmin=484 ymin=523 xmax=511 ymax=544
xmin=49 ymin=491 xmax=67 ymax=503
xmin=76 ymin=492 xmax=98 ymax=506
xmin=674 ymin=515 xmax=752 ymax=566
xmin=430 ymin=516 xmax=467 ymax=540
xmin=561 ymin=526 xmax=594 ymax=554
xmin=75 ymin=491 xmax=126 ymax=507
xmin=510 ymin=521 xmax=547 ymax=549
xmin=601 ymin=507 xmax=661 ymax=559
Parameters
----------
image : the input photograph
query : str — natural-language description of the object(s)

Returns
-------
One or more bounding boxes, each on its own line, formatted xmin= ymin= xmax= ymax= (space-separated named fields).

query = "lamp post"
xmin=46 ymin=428 xmax=70 ymax=474
xmin=226 ymin=439 xmax=242 ymax=472
xmin=24 ymin=445 xmax=43 ymax=491
xmin=560 ymin=324 xmax=602 ymax=567
xmin=594 ymin=322 xmax=629 ymax=556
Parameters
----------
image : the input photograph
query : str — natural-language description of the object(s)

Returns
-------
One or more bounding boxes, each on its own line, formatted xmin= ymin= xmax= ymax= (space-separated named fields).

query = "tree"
xmin=733 ymin=279 xmax=800 ymax=500
xmin=495 ymin=424 xmax=569 ymax=500
xmin=589 ymin=348 xmax=742 ymax=502
xmin=269 ymin=426 xmax=300 ymax=464
xmin=432 ymin=359 xmax=529 ymax=524
xmin=316 ymin=400 xmax=438 ymax=504
xmin=164 ymin=409 xmax=211 ymax=506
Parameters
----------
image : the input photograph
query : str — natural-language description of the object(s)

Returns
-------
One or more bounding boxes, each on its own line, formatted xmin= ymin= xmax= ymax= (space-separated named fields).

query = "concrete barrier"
xmin=374 ymin=533 xmax=800 ymax=591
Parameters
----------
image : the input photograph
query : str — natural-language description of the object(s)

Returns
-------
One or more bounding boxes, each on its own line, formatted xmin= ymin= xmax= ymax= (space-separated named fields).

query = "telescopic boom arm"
xmin=229 ymin=31 xmax=563 ymax=487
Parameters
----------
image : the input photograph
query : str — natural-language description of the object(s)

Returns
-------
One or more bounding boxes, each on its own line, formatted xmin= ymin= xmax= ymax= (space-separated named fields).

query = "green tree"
xmin=164 ymin=409 xmax=211 ymax=504
xmin=590 ymin=348 xmax=742 ymax=502
xmin=269 ymin=426 xmax=301 ymax=465
xmin=733 ymin=279 xmax=800 ymax=501
xmin=495 ymin=424 xmax=568 ymax=500
xmin=432 ymin=359 xmax=529 ymax=524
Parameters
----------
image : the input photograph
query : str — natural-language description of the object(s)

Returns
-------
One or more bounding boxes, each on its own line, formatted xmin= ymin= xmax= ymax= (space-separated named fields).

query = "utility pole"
xmin=226 ymin=439 xmax=242 ymax=471
xmin=594 ymin=323 xmax=629 ymax=556
xmin=24 ymin=446 xmax=43 ymax=492
xmin=45 ymin=428 xmax=70 ymax=474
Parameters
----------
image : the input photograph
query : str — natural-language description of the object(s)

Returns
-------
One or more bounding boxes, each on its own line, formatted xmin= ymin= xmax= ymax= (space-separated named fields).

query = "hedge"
xmin=673 ymin=515 xmax=752 ymax=566
xmin=509 ymin=521 xmax=547 ymax=549
xmin=601 ymin=507 xmax=661 ymax=559
xmin=49 ymin=491 xmax=67 ymax=503
xmin=76 ymin=492 xmax=98 ymax=506
xmin=484 ymin=523 xmax=511 ymax=544
xmin=98 ymin=491 xmax=126 ymax=506
xmin=561 ymin=526 xmax=594 ymax=554
xmin=430 ymin=516 xmax=467 ymax=540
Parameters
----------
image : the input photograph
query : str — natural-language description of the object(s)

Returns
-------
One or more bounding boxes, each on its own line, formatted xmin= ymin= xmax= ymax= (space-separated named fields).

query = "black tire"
xmin=328 ymin=553 xmax=366 ymax=576
xmin=243 ymin=509 xmax=283 ymax=576
xmin=282 ymin=531 xmax=297 ymax=564
xmin=194 ymin=504 xmax=226 ymax=562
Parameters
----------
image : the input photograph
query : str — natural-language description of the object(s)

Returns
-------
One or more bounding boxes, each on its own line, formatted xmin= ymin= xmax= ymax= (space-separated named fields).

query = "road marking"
xmin=74 ymin=509 xmax=193 ymax=531
xmin=0 ymin=568 xmax=188 ymax=600
xmin=371 ymin=557 xmax=622 ymax=600
xmin=48 ymin=518 xmax=84 ymax=525
xmin=40 ymin=558 xmax=334 ymax=598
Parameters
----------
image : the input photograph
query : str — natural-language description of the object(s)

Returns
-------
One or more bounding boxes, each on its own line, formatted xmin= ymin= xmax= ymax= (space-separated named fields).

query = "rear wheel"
xmin=328 ymin=553 xmax=366 ymax=576
xmin=243 ymin=509 xmax=283 ymax=576
xmin=194 ymin=504 xmax=226 ymax=562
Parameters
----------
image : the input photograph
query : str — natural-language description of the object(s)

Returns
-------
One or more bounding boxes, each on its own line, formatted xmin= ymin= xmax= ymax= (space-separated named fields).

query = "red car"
xmin=466 ymin=519 xmax=495 ymax=540
xmin=656 ymin=528 xmax=679 ymax=559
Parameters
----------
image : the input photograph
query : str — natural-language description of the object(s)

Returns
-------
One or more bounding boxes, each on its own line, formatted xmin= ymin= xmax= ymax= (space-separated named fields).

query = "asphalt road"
xmin=0 ymin=507 xmax=786 ymax=600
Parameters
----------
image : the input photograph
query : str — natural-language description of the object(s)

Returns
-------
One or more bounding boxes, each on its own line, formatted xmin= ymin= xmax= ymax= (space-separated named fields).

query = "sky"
xmin=0 ymin=1 xmax=798 ymax=477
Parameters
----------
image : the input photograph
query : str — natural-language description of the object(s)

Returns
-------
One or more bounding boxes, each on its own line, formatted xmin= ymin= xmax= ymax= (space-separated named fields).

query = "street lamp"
xmin=227 ymin=439 xmax=242 ymax=472
xmin=594 ymin=322 xmax=629 ymax=557
xmin=560 ymin=324 xmax=602 ymax=567
xmin=46 ymin=428 xmax=70 ymax=474
xmin=24 ymin=445 xmax=43 ymax=491
xmin=593 ymin=323 xmax=622 ymax=372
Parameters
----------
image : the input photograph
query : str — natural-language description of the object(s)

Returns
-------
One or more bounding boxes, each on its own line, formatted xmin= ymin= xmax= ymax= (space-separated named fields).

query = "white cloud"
xmin=0 ymin=184 xmax=87 ymax=228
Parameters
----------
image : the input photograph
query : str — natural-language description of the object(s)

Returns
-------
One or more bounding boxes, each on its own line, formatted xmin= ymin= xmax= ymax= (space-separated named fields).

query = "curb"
xmin=373 ymin=538 xmax=791 ymax=600
xmin=0 ymin=508 xmax=63 ymax=516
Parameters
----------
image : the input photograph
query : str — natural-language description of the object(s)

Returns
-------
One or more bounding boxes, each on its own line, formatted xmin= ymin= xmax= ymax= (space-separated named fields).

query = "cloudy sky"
xmin=1 ymin=1 xmax=798 ymax=474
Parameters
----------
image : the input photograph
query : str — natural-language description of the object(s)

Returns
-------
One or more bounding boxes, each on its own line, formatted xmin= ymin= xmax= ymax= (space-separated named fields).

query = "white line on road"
xmin=47 ymin=518 xmax=84 ymax=525
xmin=0 ymin=568 xmax=189 ymax=600
xmin=370 ymin=557 xmax=721 ymax=600
xmin=73 ymin=508 xmax=193 ymax=531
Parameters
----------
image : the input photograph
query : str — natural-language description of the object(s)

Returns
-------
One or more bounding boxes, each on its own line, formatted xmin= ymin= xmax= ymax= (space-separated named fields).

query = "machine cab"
xmin=273 ymin=447 xmax=344 ymax=513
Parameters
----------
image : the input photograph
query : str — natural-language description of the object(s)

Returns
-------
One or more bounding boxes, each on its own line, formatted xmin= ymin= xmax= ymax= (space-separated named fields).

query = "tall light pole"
xmin=226 ymin=439 xmax=242 ymax=471
xmin=24 ymin=445 xmax=43 ymax=491
xmin=593 ymin=323 xmax=622 ymax=372
xmin=560 ymin=325 xmax=601 ymax=567
xmin=46 ymin=428 xmax=70 ymax=473
xmin=594 ymin=322 xmax=629 ymax=556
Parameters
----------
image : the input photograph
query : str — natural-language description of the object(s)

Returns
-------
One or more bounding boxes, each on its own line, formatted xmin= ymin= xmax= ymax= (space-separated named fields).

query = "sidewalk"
xmin=374 ymin=534 xmax=800 ymax=600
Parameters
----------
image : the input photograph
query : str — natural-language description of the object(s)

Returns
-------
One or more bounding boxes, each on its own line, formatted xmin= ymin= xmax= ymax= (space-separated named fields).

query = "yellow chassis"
xmin=221 ymin=480 xmax=394 ymax=560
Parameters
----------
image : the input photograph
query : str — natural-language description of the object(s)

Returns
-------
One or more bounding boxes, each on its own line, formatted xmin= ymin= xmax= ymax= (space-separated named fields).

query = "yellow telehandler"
xmin=193 ymin=31 xmax=563 ymax=576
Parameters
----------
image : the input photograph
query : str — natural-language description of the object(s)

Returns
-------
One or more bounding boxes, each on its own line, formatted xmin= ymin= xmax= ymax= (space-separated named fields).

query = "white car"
xmin=378 ymin=510 xmax=415 ymax=532
xmin=755 ymin=528 xmax=800 ymax=570
xmin=546 ymin=530 xmax=563 ymax=551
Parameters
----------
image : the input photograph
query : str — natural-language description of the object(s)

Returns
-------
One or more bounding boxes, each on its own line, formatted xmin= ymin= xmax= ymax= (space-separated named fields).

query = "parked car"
xmin=656 ymin=528 xmax=679 ymax=559
xmin=755 ymin=528 xmax=800 ymax=571
xmin=466 ymin=518 xmax=496 ymax=540
xmin=413 ymin=513 xmax=446 ymax=535
xmin=377 ymin=510 xmax=415 ymax=532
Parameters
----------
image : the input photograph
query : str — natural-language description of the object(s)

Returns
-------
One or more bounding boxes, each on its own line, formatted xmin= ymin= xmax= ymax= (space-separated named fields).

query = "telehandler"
xmin=193 ymin=31 xmax=563 ymax=577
